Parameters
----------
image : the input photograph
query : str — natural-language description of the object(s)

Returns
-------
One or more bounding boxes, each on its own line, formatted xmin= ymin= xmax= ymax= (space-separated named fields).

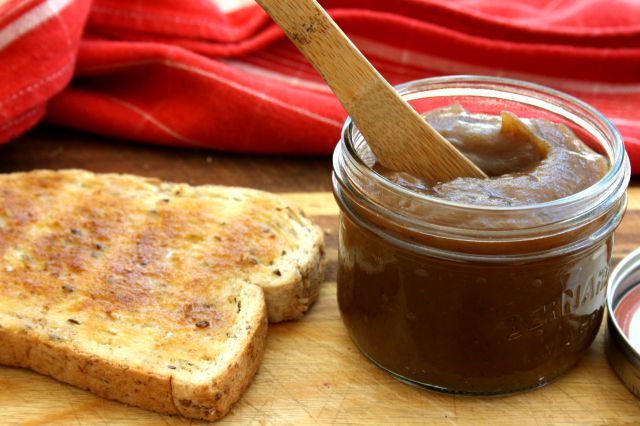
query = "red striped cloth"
xmin=1 ymin=0 xmax=639 ymax=174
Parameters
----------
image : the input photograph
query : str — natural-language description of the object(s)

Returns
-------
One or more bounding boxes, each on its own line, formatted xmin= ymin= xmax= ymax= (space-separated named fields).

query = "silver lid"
xmin=606 ymin=246 xmax=640 ymax=398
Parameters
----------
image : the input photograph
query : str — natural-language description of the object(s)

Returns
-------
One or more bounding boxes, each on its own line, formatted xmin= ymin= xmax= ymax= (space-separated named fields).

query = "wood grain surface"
xmin=1 ymin=125 xmax=639 ymax=425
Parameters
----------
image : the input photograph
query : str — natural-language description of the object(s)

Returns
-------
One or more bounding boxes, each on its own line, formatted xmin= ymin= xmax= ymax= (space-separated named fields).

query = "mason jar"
xmin=332 ymin=76 xmax=630 ymax=395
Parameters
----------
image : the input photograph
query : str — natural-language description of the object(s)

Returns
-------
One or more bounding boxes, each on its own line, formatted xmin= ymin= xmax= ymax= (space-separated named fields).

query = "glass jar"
xmin=332 ymin=76 xmax=630 ymax=395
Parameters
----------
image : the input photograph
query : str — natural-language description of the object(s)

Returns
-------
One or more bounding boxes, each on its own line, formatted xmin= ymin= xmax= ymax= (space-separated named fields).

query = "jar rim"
xmin=339 ymin=75 xmax=629 ymax=214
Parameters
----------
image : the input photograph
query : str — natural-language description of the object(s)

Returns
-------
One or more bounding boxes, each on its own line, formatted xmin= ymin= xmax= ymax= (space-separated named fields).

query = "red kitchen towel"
xmin=1 ymin=0 xmax=639 ymax=174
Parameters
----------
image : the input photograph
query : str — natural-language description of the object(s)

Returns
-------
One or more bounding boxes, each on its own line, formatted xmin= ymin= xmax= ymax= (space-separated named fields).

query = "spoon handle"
xmin=254 ymin=0 xmax=487 ymax=181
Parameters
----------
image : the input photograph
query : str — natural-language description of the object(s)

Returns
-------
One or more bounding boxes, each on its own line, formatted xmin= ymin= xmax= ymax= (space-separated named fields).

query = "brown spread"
xmin=375 ymin=104 xmax=608 ymax=206
xmin=337 ymin=105 xmax=613 ymax=394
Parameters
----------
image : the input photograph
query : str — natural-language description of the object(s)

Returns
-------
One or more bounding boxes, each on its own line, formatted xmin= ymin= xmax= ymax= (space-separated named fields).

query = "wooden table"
xmin=1 ymin=125 xmax=639 ymax=425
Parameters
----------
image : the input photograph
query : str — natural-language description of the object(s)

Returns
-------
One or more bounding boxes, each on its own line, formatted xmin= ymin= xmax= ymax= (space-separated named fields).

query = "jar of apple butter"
xmin=332 ymin=76 xmax=630 ymax=395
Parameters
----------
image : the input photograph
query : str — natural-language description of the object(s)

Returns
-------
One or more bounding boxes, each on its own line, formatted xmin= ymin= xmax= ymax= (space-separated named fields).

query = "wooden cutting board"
xmin=1 ymin=127 xmax=639 ymax=425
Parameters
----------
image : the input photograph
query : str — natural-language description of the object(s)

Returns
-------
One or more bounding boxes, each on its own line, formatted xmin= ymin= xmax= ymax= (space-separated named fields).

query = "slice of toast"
xmin=0 ymin=169 xmax=325 ymax=420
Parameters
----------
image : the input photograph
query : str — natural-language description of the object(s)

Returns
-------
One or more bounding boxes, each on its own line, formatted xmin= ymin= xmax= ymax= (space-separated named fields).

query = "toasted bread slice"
xmin=0 ymin=169 xmax=325 ymax=420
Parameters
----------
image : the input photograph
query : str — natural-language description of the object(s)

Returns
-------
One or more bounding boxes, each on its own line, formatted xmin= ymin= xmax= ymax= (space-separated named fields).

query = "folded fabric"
xmin=0 ymin=0 xmax=639 ymax=174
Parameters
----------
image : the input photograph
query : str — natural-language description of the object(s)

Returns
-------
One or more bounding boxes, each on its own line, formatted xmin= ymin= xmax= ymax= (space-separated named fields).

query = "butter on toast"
xmin=0 ymin=169 xmax=325 ymax=420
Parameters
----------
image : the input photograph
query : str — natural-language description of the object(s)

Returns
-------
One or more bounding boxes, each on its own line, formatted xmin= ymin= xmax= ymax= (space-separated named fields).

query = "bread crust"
xmin=263 ymin=224 xmax=326 ymax=322
xmin=0 ymin=284 xmax=267 ymax=421
xmin=171 ymin=285 xmax=268 ymax=420
xmin=0 ymin=169 xmax=324 ymax=420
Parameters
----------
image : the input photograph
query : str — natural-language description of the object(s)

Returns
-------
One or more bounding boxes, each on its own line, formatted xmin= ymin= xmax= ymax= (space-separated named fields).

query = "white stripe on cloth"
xmin=350 ymin=35 xmax=640 ymax=95
xmin=222 ymin=59 xmax=332 ymax=94
xmin=79 ymin=58 xmax=342 ymax=128
xmin=611 ymin=118 xmax=640 ymax=130
xmin=103 ymin=94 xmax=208 ymax=148
xmin=0 ymin=0 xmax=74 ymax=51
xmin=0 ymin=0 xmax=38 ymax=26
xmin=212 ymin=0 xmax=255 ymax=14
xmin=0 ymin=60 xmax=72 ymax=109
xmin=167 ymin=59 xmax=343 ymax=127
xmin=0 ymin=104 xmax=41 ymax=132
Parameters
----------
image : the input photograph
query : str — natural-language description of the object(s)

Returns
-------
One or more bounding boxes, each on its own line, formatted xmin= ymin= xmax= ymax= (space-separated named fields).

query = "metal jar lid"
xmin=606 ymin=246 xmax=640 ymax=398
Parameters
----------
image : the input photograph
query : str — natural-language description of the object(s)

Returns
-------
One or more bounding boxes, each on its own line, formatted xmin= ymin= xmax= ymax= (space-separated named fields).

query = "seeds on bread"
xmin=0 ymin=169 xmax=325 ymax=420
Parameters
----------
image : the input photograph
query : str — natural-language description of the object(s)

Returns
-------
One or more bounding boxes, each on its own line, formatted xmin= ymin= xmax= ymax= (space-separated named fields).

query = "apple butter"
xmin=332 ymin=76 xmax=630 ymax=394
xmin=377 ymin=104 xmax=609 ymax=207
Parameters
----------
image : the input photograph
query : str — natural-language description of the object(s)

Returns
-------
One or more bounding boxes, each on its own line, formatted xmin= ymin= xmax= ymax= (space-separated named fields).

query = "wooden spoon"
xmin=254 ymin=0 xmax=487 ymax=182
